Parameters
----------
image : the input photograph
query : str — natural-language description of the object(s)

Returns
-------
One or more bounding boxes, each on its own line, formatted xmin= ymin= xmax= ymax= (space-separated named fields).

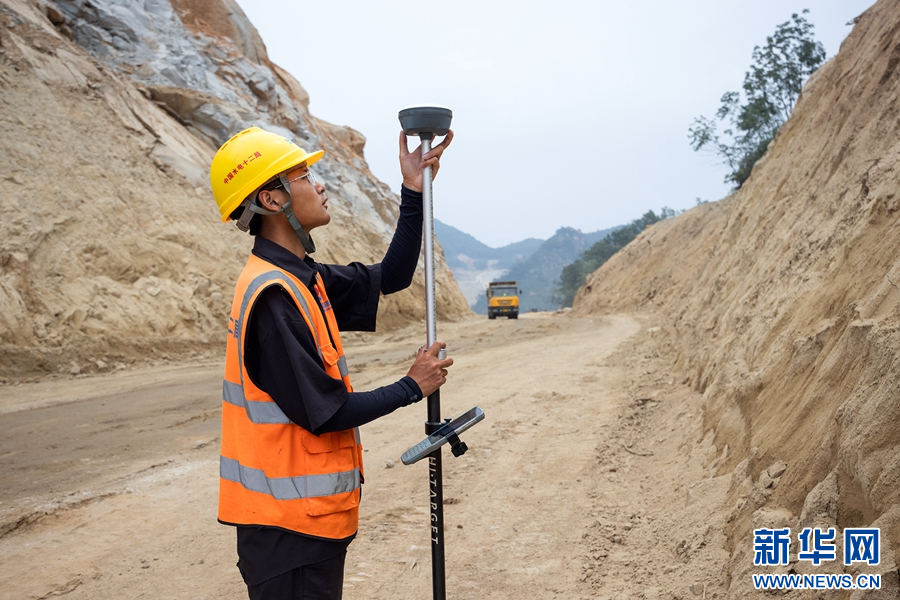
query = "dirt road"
xmin=0 ymin=313 xmax=730 ymax=599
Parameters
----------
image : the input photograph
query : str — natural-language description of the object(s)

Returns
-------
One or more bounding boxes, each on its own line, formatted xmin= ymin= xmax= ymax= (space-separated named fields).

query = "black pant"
xmin=247 ymin=551 xmax=346 ymax=600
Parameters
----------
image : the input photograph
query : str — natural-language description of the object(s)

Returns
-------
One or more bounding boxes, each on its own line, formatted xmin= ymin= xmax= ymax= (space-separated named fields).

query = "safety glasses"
xmin=268 ymin=168 xmax=318 ymax=191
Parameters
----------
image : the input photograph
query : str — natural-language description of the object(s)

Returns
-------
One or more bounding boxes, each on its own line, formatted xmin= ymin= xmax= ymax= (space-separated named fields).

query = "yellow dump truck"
xmin=486 ymin=281 xmax=520 ymax=319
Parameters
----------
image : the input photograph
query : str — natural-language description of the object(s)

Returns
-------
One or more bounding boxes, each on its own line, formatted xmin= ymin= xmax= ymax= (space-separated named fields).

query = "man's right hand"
xmin=399 ymin=129 xmax=454 ymax=192
xmin=407 ymin=341 xmax=453 ymax=398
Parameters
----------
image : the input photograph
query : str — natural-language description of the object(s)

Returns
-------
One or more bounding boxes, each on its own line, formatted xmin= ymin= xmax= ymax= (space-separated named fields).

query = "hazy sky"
xmin=236 ymin=1 xmax=873 ymax=247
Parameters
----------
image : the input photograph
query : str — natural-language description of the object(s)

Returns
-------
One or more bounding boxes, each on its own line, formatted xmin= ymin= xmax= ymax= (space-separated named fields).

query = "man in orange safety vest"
xmin=209 ymin=126 xmax=454 ymax=599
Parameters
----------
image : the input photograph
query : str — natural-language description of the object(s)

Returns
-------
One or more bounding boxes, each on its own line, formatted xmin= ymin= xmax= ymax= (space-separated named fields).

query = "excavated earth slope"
xmin=576 ymin=1 xmax=900 ymax=595
xmin=0 ymin=0 xmax=469 ymax=380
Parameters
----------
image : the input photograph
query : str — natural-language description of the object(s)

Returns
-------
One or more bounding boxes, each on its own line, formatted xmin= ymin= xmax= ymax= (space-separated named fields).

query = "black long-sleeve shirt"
xmin=236 ymin=186 xmax=425 ymax=587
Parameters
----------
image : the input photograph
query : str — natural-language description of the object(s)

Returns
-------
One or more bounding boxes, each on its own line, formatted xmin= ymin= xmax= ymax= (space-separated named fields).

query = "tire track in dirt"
xmin=342 ymin=314 xmax=641 ymax=599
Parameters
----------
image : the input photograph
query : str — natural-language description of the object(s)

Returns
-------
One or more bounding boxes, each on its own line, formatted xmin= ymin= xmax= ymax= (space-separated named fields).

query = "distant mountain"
xmin=435 ymin=220 xmax=544 ymax=306
xmin=435 ymin=219 xmax=544 ymax=267
xmin=438 ymin=222 xmax=621 ymax=314
xmin=491 ymin=226 xmax=620 ymax=313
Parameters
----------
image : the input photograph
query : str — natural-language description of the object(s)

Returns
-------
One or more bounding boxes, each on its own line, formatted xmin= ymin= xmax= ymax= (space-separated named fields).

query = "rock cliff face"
xmin=0 ymin=0 xmax=469 ymax=380
xmin=574 ymin=1 xmax=900 ymax=593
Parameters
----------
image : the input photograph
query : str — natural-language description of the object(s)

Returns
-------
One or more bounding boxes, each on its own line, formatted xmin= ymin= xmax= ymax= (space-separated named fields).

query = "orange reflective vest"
xmin=218 ymin=253 xmax=364 ymax=539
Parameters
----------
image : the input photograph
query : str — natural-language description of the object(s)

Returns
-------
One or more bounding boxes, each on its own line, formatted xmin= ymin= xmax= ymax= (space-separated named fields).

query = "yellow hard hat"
xmin=210 ymin=127 xmax=324 ymax=222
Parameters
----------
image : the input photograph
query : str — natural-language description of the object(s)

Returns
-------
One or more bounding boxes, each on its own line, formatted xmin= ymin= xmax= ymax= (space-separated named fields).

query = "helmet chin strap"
xmin=246 ymin=173 xmax=316 ymax=254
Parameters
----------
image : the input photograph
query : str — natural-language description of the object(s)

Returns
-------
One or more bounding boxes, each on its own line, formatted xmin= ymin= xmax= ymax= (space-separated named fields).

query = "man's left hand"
xmin=399 ymin=129 xmax=454 ymax=192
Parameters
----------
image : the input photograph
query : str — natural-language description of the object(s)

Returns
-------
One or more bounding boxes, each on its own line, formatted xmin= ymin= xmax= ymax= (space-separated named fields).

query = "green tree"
xmin=689 ymin=10 xmax=825 ymax=188
xmin=553 ymin=208 xmax=675 ymax=308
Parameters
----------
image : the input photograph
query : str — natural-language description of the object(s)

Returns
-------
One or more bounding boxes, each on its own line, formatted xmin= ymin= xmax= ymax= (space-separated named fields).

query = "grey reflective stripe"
xmin=337 ymin=355 xmax=349 ymax=378
xmin=223 ymin=380 xmax=291 ymax=424
xmin=236 ymin=271 xmax=322 ymax=374
xmin=354 ymin=427 xmax=361 ymax=445
xmin=220 ymin=456 xmax=360 ymax=500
